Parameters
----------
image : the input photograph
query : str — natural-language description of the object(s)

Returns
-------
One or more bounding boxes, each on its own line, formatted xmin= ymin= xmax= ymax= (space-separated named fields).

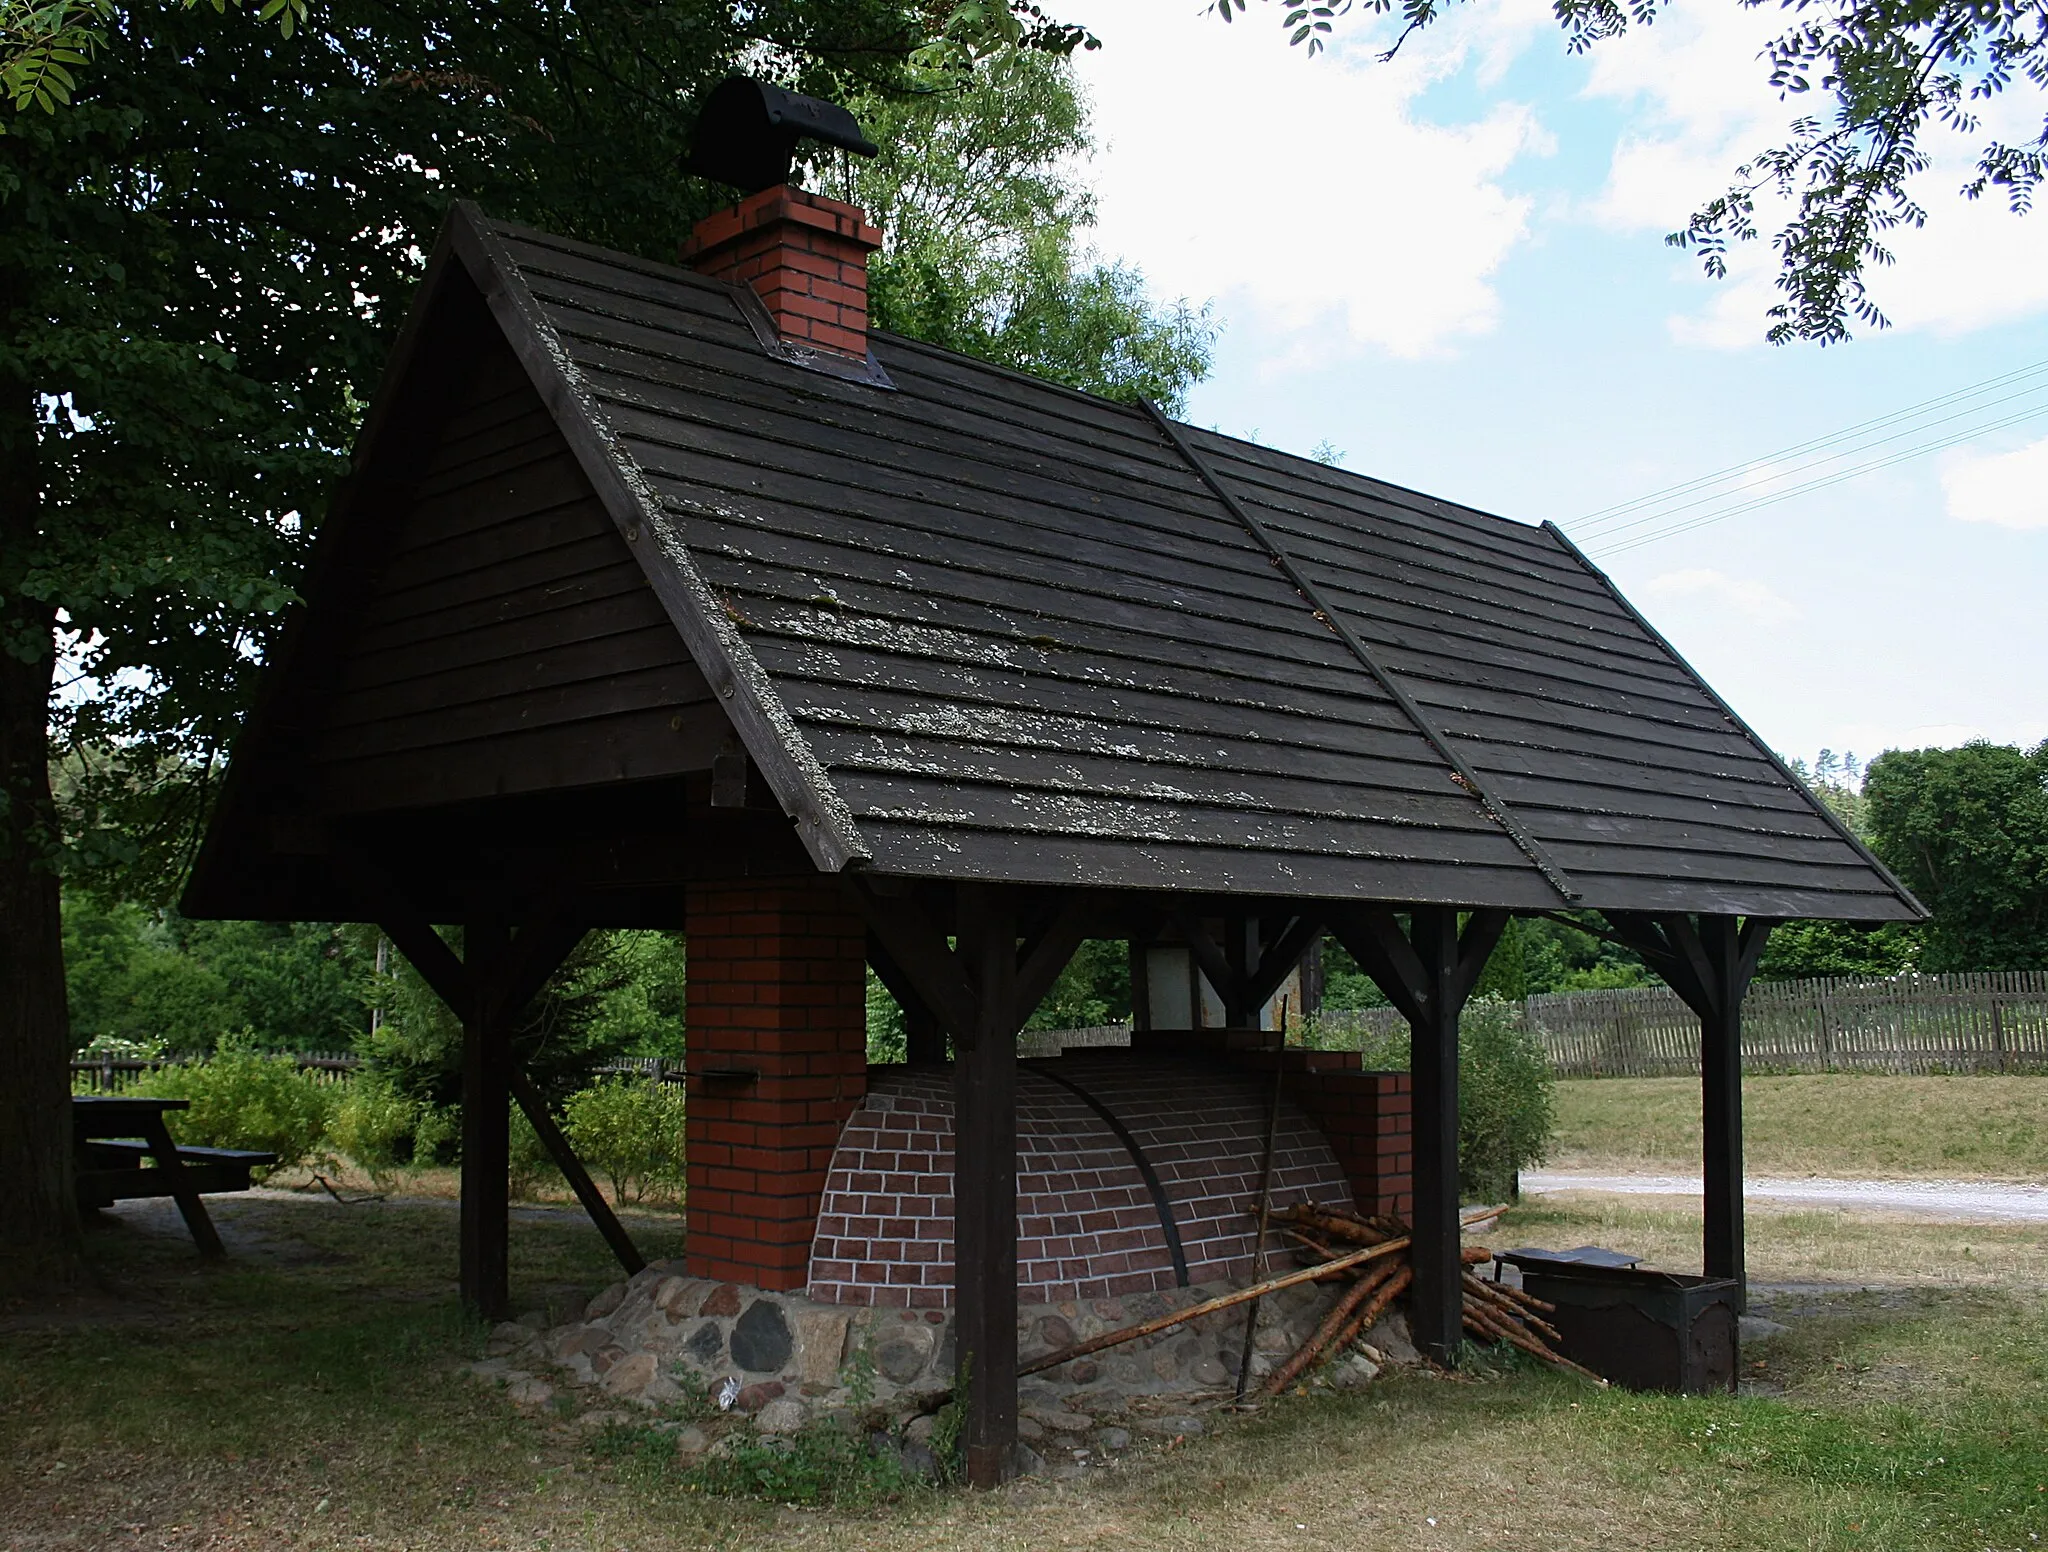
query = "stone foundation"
xmin=470 ymin=1259 xmax=1418 ymax=1471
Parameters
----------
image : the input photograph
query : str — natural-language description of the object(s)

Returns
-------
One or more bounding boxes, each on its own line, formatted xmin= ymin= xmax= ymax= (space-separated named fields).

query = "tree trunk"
xmin=0 ymin=372 xmax=80 ymax=1293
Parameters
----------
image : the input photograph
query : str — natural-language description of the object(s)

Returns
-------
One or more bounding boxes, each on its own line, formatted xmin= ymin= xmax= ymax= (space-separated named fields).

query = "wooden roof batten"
xmin=181 ymin=200 xmax=1925 ymax=930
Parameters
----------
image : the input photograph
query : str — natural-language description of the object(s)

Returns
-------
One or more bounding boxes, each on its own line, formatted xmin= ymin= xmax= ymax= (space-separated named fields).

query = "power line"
xmin=1581 ymin=376 xmax=2048 ymax=548
xmin=1588 ymin=398 xmax=2048 ymax=558
xmin=1573 ymin=355 xmax=2048 ymax=540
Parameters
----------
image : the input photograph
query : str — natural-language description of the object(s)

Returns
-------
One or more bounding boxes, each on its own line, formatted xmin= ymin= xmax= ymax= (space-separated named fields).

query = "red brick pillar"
xmin=1294 ymin=1070 xmax=1414 ymax=1222
xmin=685 ymin=876 xmax=868 ymax=1288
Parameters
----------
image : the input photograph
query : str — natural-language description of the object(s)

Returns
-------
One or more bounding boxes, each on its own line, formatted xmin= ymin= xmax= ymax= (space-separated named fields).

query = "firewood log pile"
xmin=1015 ymin=1199 xmax=1604 ymax=1395
xmin=1267 ymin=1201 xmax=1604 ymax=1388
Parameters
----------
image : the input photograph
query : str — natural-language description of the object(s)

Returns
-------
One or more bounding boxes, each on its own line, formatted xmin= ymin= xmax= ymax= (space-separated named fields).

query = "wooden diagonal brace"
xmin=509 ymin=1067 xmax=645 ymax=1277
xmin=843 ymin=876 xmax=978 ymax=1043
xmin=1244 ymin=913 xmax=1326 ymax=1013
xmin=1016 ymin=892 xmax=1096 ymax=1022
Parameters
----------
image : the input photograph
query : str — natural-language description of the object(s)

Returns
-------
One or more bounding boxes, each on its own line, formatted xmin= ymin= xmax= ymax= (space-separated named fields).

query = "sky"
xmin=1066 ymin=0 xmax=2048 ymax=767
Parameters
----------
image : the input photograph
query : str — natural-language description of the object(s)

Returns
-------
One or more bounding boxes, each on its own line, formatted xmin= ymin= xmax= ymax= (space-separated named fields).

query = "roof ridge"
xmin=1141 ymin=399 xmax=1581 ymax=905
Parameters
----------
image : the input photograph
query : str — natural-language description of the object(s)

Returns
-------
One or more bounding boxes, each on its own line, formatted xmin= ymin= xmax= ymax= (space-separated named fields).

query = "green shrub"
xmin=509 ymin=1102 xmax=564 ymax=1202
xmin=561 ymin=1078 xmax=685 ymax=1204
xmin=1457 ymin=995 xmax=1555 ymax=1200
xmin=328 ymin=1073 xmax=454 ymax=1188
xmin=133 ymin=1037 xmax=334 ymax=1173
xmin=1297 ymin=994 xmax=1555 ymax=1201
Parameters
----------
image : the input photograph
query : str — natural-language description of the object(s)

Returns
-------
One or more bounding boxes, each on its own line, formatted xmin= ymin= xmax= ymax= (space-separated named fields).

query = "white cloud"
xmin=1576 ymin=4 xmax=2048 ymax=346
xmin=1641 ymin=567 xmax=1800 ymax=623
xmin=1941 ymin=436 xmax=2048 ymax=530
xmin=1074 ymin=0 xmax=1552 ymax=361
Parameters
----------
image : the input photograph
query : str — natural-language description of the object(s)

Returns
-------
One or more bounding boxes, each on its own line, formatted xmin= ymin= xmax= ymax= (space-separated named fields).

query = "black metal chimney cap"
xmin=684 ymin=77 xmax=879 ymax=196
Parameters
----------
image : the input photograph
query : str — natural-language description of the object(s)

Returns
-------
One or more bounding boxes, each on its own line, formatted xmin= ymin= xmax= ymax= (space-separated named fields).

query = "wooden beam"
xmin=1610 ymin=912 xmax=1774 ymax=1303
xmin=460 ymin=916 xmax=514 ymax=1320
xmin=1170 ymin=909 xmax=1240 ymax=1022
xmin=1323 ymin=906 xmax=1507 ymax=1364
xmin=1245 ymin=912 xmax=1326 ymax=1013
xmin=509 ymin=1067 xmax=646 ymax=1277
xmin=1325 ymin=907 xmax=1430 ymax=1027
xmin=953 ymin=883 xmax=1019 ymax=1488
xmin=1015 ymin=891 xmax=1094 ymax=1023
xmin=1407 ymin=906 xmax=1463 ymax=1365
xmin=491 ymin=913 xmax=590 ymax=1026
xmin=867 ymin=931 xmax=946 ymax=1064
xmin=844 ymin=877 xmax=977 ymax=1044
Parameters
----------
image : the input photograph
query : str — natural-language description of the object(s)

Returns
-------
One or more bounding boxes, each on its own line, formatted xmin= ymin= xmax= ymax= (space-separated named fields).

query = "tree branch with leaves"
xmin=1209 ymin=0 xmax=2048 ymax=343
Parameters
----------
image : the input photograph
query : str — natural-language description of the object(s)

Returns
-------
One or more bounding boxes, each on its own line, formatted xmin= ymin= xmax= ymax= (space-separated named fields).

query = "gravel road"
xmin=1522 ymin=1171 xmax=2048 ymax=1222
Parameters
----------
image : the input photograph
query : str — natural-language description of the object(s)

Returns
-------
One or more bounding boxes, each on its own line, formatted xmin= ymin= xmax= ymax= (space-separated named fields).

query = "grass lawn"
xmin=4 ymin=1190 xmax=2043 ymax=1552
xmin=1549 ymin=1075 xmax=2048 ymax=1180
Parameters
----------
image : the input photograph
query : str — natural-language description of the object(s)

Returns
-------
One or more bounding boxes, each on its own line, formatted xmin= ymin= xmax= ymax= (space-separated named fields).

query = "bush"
xmin=1298 ymin=994 xmax=1555 ymax=1201
xmin=562 ymin=1078 xmax=685 ymax=1204
xmin=327 ymin=1073 xmax=454 ymax=1188
xmin=1457 ymin=995 xmax=1555 ymax=1200
xmin=132 ymin=1038 xmax=334 ymax=1173
xmin=509 ymin=1102 xmax=564 ymax=1202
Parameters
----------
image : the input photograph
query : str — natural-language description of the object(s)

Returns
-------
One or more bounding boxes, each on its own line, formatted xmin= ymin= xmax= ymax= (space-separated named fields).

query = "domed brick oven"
xmin=806 ymin=1043 xmax=1413 ymax=1308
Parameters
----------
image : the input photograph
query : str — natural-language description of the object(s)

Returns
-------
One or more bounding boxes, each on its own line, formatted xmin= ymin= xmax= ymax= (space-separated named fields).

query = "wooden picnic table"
xmin=71 ymin=1095 xmax=274 ymax=1258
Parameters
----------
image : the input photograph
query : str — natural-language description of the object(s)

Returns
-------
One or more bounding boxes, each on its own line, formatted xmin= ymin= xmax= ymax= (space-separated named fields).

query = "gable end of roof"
xmin=445 ymin=204 xmax=871 ymax=873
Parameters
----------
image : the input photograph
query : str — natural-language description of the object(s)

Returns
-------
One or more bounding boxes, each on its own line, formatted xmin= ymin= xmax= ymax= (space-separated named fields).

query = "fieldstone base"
xmin=467 ymin=1260 xmax=1416 ymax=1473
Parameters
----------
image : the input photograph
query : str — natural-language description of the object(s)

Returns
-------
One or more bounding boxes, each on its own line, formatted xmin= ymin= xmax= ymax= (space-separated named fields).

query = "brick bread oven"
xmin=806 ymin=1050 xmax=1408 ymax=1308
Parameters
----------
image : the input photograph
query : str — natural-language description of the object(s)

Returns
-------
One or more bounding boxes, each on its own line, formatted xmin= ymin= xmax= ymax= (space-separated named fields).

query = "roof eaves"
xmin=444 ymin=203 xmax=872 ymax=873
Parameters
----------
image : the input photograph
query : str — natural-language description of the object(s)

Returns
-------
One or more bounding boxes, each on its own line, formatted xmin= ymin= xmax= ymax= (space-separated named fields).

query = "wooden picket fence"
xmin=1528 ymin=971 xmax=2048 ymax=1077
xmin=71 ymin=971 xmax=2048 ymax=1088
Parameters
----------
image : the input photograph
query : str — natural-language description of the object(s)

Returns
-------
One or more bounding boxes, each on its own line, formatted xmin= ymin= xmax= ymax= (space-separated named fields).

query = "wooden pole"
xmin=460 ymin=917 xmax=513 ymax=1320
xmin=1700 ymin=916 xmax=1745 ymax=1303
xmin=1410 ymin=905 xmax=1463 ymax=1365
xmin=1235 ymin=1053 xmax=1285 ymax=1402
xmin=1021 ymin=1236 xmax=1410 ymax=1377
xmin=954 ymin=884 xmax=1019 ymax=1488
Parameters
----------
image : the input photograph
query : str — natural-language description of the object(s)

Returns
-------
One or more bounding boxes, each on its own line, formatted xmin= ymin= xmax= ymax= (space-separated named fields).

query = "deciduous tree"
xmin=1212 ymin=0 xmax=2048 ymax=343
xmin=1866 ymin=740 xmax=2048 ymax=971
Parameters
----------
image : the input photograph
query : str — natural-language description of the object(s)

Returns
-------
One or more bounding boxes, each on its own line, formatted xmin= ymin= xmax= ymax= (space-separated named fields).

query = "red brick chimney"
xmin=683 ymin=185 xmax=883 ymax=360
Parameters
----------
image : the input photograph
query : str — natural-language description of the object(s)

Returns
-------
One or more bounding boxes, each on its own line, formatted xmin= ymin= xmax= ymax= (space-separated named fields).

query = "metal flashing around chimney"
xmin=728 ymin=280 xmax=895 ymax=390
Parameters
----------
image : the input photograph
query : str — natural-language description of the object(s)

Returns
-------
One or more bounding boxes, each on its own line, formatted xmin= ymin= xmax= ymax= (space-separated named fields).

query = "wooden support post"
xmin=954 ymin=883 xmax=1019 ymax=1489
xmin=460 ymin=917 xmax=513 ymax=1321
xmin=1408 ymin=906 xmax=1462 ymax=1364
xmin=1327 ymin=904 xmax=1507 ymax=1366
xmin=351 ymin=872 xmax=597 ymax=1320
xmin=846 ymin=879 xmax=1094 ymax=1485
xmin=1224 ymin=912 xmax=1253 ymax=1027
xmin=1171 ymin=911 xmax=1325 ymax=1035
xmin=1699 ymin=916 xmax=1746 ymax=1295
xmin=1607 ymin=912 xmax=1772 ymax=1307
xmin=1129 ymin=936 xmax=1152 ymax=1032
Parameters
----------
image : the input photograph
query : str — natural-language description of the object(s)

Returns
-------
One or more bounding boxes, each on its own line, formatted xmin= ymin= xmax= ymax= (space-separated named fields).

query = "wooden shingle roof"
xmin=185 ymin=204 xmax=1922 ymax=923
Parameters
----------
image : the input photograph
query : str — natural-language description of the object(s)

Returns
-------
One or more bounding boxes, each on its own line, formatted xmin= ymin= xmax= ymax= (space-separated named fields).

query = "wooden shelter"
xmin=185 ymin=191 xmax=1922 ymax=1485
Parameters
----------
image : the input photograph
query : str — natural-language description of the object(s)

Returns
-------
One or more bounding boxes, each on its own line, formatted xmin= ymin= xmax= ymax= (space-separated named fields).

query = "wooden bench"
xmin=77 ymin=1138 xmax=280 ymax=1208
xmin=72 ymin=1094 xmax=278 ymax=1257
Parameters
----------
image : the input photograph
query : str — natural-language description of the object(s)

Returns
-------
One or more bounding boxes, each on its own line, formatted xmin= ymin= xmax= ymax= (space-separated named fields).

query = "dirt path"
xmin=1523 ymin=1170 xmax=2048 ymax=1221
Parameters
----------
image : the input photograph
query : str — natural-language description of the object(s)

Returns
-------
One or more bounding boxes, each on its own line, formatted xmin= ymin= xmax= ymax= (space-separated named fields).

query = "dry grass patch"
xmin=1497 ymin=1195 xmax=2048 ymax=1288
xmin=1549 ymin=1075 xmax=2048 ymax=1180
xmin=4 ymin=1190 xmax=2044 ymax=1552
